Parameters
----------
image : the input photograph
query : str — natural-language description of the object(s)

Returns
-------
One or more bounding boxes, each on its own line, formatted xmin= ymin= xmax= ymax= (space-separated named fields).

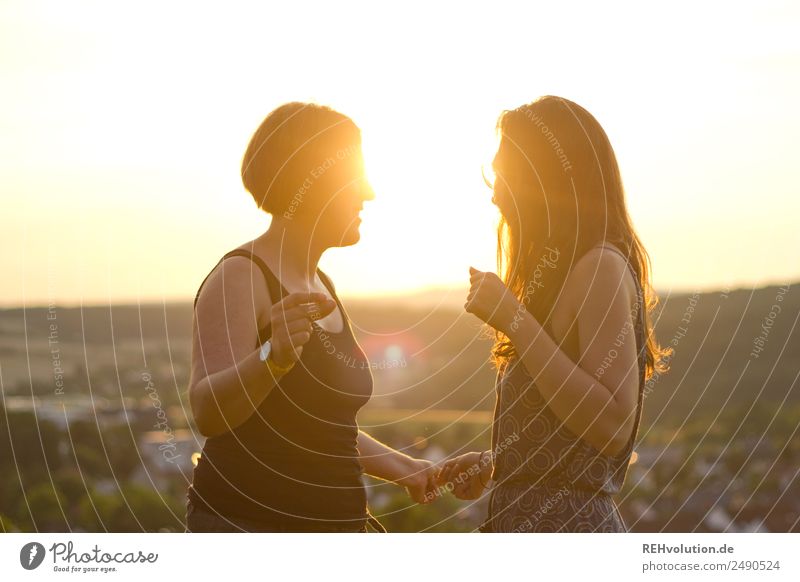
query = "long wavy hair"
xmin=489 ymin=96 xmax=669 ymax=379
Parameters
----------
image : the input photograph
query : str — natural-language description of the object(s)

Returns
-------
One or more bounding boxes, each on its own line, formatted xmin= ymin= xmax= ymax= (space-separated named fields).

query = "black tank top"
xmin=187 ymin=249 xmax=373 ymax=528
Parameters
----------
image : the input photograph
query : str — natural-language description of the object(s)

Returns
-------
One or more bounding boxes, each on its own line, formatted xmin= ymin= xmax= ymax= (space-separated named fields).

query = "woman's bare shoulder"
xmin=194 ymin=252 xmax=273 ymax=330
xmin=562 ymin=244 xmax=637 ymax=314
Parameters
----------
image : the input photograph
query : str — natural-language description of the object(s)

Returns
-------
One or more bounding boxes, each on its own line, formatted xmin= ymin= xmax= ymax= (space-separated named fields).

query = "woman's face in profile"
xmin=312 ymin=146 xmax=374 ymax=248
xmin=492 ymin=137 xmax=552 ymax=232
xmin=491 ymin=140 xmax=520 ymax=222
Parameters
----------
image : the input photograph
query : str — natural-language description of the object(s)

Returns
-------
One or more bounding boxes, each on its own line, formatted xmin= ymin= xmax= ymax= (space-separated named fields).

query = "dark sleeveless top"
xmin=187 ymin=249 xmax=373 ymax=529
xmin=483 ymin=244 xmax=647 ymax=532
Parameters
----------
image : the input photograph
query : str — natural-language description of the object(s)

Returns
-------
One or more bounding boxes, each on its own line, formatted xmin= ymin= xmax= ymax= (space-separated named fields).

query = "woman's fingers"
xmin=268 ymin=292 xmax=337 ymax=366
xmin=274 ymin=300 xmax=335 ymax=326
xmin=290 ymin=345 xmax=304 ymax=362
xmin=437 ymin=460 xmax=454 ymax=484
xmin=443 ymin=459 xmax=462 ymax=485
xmin=272 ymin=340 xmax=304 ymax=366
xmin=274 ymin=293 xmax=335 ymax=321
xmin=281 ymin=292 xmax=329 ymax=309
xmin=436 ymin=461 xmax=448 ymax=484
xmin=434 ymin=453 xmax=489 ymax=499
xmin=439 ymin=461 xmax=454 ymax=484
xmin=470 ymin=267 xmax=487 ymax=282
xmin=455 ymin=479 xmax=472 ymax=498
xmin=426 ymin=470 xmax=439 ymax=495
xmin=288 ymin=330 xmax=312 ymax=346
xmin=439 ymin=463 xmax=481 ymax=498
xmin=307 ymin=298 xmax=337 ymax=320
xmin=271 ymin=327 xmax=313 ymax=365
xmin=285 ymin=318 xmax=313 ymax=334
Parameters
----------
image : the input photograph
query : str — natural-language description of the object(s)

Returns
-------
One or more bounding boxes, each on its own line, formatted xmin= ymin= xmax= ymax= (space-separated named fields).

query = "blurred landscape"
xmin=0 ymin=282 xmax=797 ymax=532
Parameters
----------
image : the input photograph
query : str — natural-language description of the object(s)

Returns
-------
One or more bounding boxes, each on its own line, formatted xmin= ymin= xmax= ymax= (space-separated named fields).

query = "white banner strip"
xmin=1 ymin=533 xmax=797 ymax=581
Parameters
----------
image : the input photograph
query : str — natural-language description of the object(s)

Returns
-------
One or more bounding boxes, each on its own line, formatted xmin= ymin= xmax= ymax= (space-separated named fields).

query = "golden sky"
xmin=1 ymin=1 xmax=799 ymax=306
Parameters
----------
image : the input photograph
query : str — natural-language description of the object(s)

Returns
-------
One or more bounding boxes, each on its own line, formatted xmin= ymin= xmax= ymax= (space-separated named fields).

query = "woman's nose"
xmin=361 ymin=181 xmax=376 ymax=202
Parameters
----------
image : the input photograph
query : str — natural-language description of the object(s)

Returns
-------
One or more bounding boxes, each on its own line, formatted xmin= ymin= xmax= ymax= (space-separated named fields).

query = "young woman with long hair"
xmin=438 ymin=96 xmax=669 ymax=532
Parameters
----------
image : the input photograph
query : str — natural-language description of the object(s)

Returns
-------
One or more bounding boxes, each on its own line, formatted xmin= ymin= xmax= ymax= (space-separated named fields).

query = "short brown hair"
xmin=241 ymin=102 xmax=361 ymax=215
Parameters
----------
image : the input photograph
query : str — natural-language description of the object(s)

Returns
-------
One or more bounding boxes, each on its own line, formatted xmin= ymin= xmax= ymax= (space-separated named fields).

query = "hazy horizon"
xmin=2 ymin=277 xmax=795 ymax=311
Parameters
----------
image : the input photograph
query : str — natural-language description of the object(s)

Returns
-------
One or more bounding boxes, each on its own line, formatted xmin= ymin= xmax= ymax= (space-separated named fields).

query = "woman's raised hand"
xmin=269 ymin=292 xmax=336 ymax=368
xmin=464 ymin=267 xmax=521 ymax=335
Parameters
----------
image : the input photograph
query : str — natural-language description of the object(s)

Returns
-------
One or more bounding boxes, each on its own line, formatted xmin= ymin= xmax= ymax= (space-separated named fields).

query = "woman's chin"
xmin=337 ymin=226 xmax=361 ymax=247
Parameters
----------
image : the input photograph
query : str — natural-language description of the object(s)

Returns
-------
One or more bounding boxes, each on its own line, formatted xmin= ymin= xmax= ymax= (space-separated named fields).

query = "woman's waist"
xmin=491 ymin=468 xmax=620 ymax=495
xmin=205 ymin=428 xmax=360 ymax=459
xmin=187 ymin=482 xmax=368 ymax=527
xmin=491 ymin=439 xmax=629 ymax=494
xmin=200 ymin=440 xmax=363 ymax=480
xmin=191 ymin=454 xmax=367 ymax=501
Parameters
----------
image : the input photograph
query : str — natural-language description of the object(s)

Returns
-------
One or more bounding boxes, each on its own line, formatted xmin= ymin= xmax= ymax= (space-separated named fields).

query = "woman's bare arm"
xmin=509 ymin=249 xmax=641 ymax=455
xmin=188 ymin=258 xmax=333 ymax=437
xmin=357 ymin=431 xmax=437 ymax=503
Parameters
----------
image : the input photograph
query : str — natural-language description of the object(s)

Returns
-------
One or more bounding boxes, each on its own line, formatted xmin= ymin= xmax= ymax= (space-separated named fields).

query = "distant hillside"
xmin=1 ymin=282 xmax=797 ymax=435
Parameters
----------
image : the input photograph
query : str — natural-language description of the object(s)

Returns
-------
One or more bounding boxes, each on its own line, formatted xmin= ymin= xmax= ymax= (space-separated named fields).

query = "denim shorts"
xmin=184 ymin=500 xmax=370 ymax=533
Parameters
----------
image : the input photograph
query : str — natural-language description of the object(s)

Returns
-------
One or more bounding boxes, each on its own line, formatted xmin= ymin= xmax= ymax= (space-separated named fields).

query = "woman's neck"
xmin=257 ymin=220 xmax=326 ymax=285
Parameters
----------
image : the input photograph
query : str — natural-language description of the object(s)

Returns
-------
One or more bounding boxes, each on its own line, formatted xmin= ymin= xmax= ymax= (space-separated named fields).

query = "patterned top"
xmin=487 ymin=246 xmax=647 ymax=520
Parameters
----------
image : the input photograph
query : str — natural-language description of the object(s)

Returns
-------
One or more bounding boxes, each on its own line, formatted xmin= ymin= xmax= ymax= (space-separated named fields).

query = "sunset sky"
xmin=2 ymin=1 xmax=799 ymax=307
